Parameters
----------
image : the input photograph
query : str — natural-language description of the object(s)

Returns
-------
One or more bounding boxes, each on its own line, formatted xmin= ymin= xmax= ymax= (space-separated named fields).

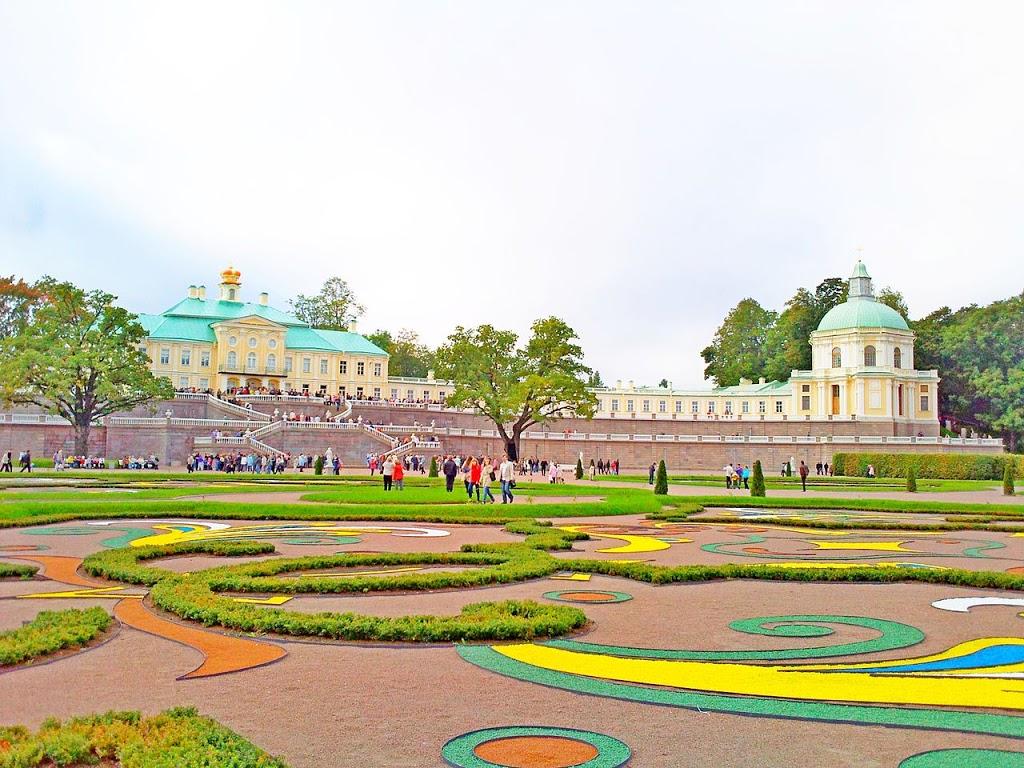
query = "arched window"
xmin=832 ymin=347 xmax=842 ymax=368
xmin=227 ymin=351 xmax=237 ymax=368
xmin=228 ymin=288 xmax=236 ymax=300
xmin=864 ymin=345 xmax=876 ymax=367
xmin=267 ymin=353 xmax=277 ymax=372
xmin=247 ymin=352 xmax=257 ymax=370
xmin=894 ymin=347 xmax=902 ymax=369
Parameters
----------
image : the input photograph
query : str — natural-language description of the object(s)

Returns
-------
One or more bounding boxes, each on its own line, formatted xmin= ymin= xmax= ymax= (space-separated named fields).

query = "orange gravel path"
xmin=14 ymin=555 xmax=102 ymax=587
xmin=113 ymin=599 xmax=286 ymax=679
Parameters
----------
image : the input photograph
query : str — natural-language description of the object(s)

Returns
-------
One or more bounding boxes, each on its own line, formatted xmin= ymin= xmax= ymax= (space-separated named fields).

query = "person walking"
xmin=799 ymin=460 xmax=810 ymax=492
xmin=742 ymin=464 xmax=751 ymax=490
xmin=1 ymin=451 xmax=12 ymax=472
xmin=442 ymin=455 xmax=458 ymax=492
xmin=723 ymin=463 xmax=733 ymax=489
xmin=382 ymin=455 xmax=395 ymax=491
xmin=392 ymin=458 xmax=405 ymax=490
xmin=479 ymin=458 xmax=496 ymax=503
xmin=499 ymin=453 xmax=515 ymax=504
xmin=588 ymin=459 xmax=596 ymax=481
xmin=19 ymin=450 xmax=31 ymax=473
xmin=469 ymin=457 xmax=482 ymax=501
xmin=648 ymin=463 xmax=656 ymax=485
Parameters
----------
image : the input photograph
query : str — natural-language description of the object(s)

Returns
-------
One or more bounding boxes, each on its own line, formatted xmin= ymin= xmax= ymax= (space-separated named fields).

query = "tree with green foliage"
xmin=877 ymin=287 xmax=910 ymax=319
xmin=657 ymin=378 xmax=669 ymax=388
xmin=763 ymin=278 xmax=848 ymax=381
xmin=586 ymin=371 xmax=605 ymax=387
xmin=428 ymin=456 xmax=438 ymax=478
xmin=906 ymin=465 xmax=917 ymax=493
xmin=433 ymin=317 xmax=597 ymax=459
xmin=1004 ymin=462 xmax=1016 ymax=496
xmin=653 ymin=459 xmax=668 ymax=494
xmin=0 ymin=279 xmax=174 ymax=455
xmin=750 ymin=460 xmax=766 ymax=496
xmin=366 ymin=328 xmax=435 ymax=378
xmin=701 ymin=298 xmax=778 ymax=386
xmin=575 ymin=457 xmax=584 ymax=480
xmin=289 ymin=277 xmax=364 ymax=331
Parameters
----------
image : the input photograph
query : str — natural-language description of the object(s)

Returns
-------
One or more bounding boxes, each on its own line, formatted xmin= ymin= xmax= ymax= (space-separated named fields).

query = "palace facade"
xmin=137 ymin=262 xmax=939 ymax=435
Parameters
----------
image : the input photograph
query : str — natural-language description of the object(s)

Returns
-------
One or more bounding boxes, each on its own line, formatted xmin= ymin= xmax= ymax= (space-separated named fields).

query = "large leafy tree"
xmin=366 ymin=328 xmax=435 ymax=378
xmin=0 ymin=279 xmax=174 ymax=455
xmin=764 ymin=278 xmax=848 ymax=380
xmin=701 ymin=299 xmax=777 ymax=386
xmin=433 ymin=317 xmax=597 ymax=457
xmin=289 ymin=277 xmax=364 ymax=331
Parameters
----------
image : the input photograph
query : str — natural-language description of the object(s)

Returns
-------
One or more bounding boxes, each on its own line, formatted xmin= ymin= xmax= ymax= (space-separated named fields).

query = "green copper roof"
xmin=136 ymin=314 xmax=217 ymax=343
xmin=284 ymin=327 xmax=388 ymax=355
xmin=161 ymin=297 xmax=304 ymax=326
xmin=817 ymin=298 xmax=909 ymax=332
xmin=851 ymin=260 xmax=870 ymax=279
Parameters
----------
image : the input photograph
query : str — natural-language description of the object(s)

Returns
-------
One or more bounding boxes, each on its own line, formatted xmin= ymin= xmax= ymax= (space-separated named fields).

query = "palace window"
xmin=285 ymin=357 xmax=292 ymax=373
xmin=200 ymin=351 xmax=210 ymax=367
xmin=659 ymin=400 xmax=666 ymax=412
xmin=248 ymin=337 xmax=257 ymax=348
xmin=159 ymin=348 xmax=170 ymax=365
xmin=246 ymin=352 xmax=257 ymax=370
xmin=179 ymin=376 xmax=189 ymax=388
xmin=775 ymin=400 xmax=784 ymax=413
xmin=228 ymin=336 xmax=237 ymax=346
xmin=227 ymin=351 xmax=237 ymax=368
xmin=626 ymin=400 xmax=634 ymax=412
xmin=181 ymin=349 xmax=191 ymax=366
xmin=391 ymin=388 xmax=398 ymax=399
xmin=356 ymin=387 xmax=363 ymax=398
xmin=691 ymin=401 xmax=699 ymax=414
xmin=742 ymin=401 xmax=749 ymax=414
xmin=801 ymin=395 xmax=811 ymax=410
xmin=339 ymin=360 xmax=347 ymax=375
xmin=675 ymin=400 xmax=683 ymax=413
xmin=438 ymin=391 xmax=446 ymax=401
xmin=199 ymin=377 xmax=209 ymax=390
xmin=758 ymin=401 xmax=766 ymax=414
xmin=832 ymin=347 xmax=842 ymax=368
xmin=357 ymin=362 xmax=365 ymax=376
xmin=610 ymin=399 xmax=619 ymax=412
xmin=423 ymin=390 xmax=430 ymax=400
xmin=724 ymin=401 xmax=733 ymax=415
xmin=373 ymin=362 xmax=382 ymax=376
xmin=267 ymin=354 xmax=277 ymax=372
xmin=894 ymin=347 xmax=902 ymax=369
xmin=406 ymin=389 xmax=414 ymax=400
xmin=642 ymin=400 xmax=650 ymax=412
xmin=302 ymin=358 xmax=311 ymax=373
xmin=374 ymin=388 xmax=381 ymax=399
xmin=707 ymin=401 xmax=716 ymax=414
xmin=320 ymin=359 xmax=328 ymax=375
xmin=920 ymin=385 xmax=929 ymax=412
xmin=864 ymin=345 xmax=876 ymax=367
xmin=268 ymin=339 xmax=277 ymax=349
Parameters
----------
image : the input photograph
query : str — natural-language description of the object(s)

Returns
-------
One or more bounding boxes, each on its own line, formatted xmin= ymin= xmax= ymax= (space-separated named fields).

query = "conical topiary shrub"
xmin=575 ymin=457 xmax=584 ymax=480
xmin=428 ymin=456 xmax=439 ymax=478
xmin=314 ymin=455 xmax=325 ymax=476
xmin=654 ymin=459 xmax=668 ymax=495
xmin=906 ymin=465 xmax=917 ymax=493
xmin=750 ymin=460 xmax=766 ymax=497
xmin=1004 ymin=462 xmax=1016 ymax=496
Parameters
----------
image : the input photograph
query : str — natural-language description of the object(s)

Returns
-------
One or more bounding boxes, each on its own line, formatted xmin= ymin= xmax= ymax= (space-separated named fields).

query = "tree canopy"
xmin=0 ymin=275 xmax=44 ymax=340
xmin=289 ymin=277 xmax=364 ymax=331
xmin=701 ymin=298 xmax=777 ymax=385
xmin=366 ymin=329 xmax=435 ymax=378
xmin=433 ymin=317 xmax=597 ymax=456
xmin=0 ymin=279 xmax=174 ymax=454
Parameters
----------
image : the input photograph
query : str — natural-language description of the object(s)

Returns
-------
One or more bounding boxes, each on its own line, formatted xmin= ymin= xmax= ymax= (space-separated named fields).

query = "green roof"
xmin=161 ymin=297 xmax=304 ymax=326
xmin=136 ymin=314 xmax=217 ymax=343
xmin=284 ymin=327 xmax=387 ymax=355
xmin=816 ymin=298 xmax=910 ymax=332
xmin=713 ymin=379 xmax=790 ymax=394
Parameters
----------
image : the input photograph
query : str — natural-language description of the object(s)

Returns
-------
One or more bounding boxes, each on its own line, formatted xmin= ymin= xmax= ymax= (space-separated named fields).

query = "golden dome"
xmin=220 ymin=266 xmax=242 ymax=285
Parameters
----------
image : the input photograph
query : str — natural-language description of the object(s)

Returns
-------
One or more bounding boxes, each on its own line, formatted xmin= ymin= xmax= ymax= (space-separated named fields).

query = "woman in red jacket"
xmin=469 ymin=457 xmax=482 ymax=502
xmin=392 ymin=458 xmax=405 ymax=491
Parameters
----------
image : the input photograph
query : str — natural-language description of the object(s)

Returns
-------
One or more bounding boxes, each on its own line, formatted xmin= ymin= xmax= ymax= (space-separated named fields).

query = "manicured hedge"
xmin=832 ymin=452 xmax=1023 ymax=480
xmin=0 ymin=563 xmax=37 ymax=579
xmin=0 ymin=607 xmax=111 ymax=667
xmin=0 ymin=707 xmax=287 ymax=767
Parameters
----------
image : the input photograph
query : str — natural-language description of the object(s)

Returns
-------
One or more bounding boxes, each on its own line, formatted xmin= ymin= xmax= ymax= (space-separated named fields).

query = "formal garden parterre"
xmin=2 ymin=475 xmax=1024 ymax=767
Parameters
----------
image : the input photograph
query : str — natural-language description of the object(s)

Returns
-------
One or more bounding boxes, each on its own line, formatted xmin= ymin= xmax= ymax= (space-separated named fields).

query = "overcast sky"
xmin=1 ymin=2 xmax=1022 ymax=386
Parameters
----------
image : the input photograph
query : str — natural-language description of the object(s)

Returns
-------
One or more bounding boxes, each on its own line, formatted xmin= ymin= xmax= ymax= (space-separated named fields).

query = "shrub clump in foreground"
xmin=0 ymin=707 xmax=287 ymax=768
xmin=1005 ymin=462 xmax=1016 ymax=496
xmin=653 ymin=460 xmax=668 ymax=495
xmin=750 ymin=460 xmax=766 ymax=497
xmin=0 ymin=563 xmax=37 ymax=579
xmin=0 ymin=607 xmax=111 ymax=667
xmin=832 ymin=451 xmax=1022 ymax=481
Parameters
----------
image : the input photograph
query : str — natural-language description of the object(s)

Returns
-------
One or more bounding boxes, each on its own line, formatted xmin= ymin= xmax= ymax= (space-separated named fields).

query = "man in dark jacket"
xmin=442 ymin=455 xmax=458 ymax=492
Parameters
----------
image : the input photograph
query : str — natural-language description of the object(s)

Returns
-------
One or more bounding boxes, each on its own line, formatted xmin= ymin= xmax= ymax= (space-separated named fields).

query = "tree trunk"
xmin=74 ymin=417 xmax=91 ymax=456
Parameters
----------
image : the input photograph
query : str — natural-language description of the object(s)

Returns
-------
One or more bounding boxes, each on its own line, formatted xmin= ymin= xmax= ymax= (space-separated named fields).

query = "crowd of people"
xmin=436 ymin=454 xmax=517 ymax=503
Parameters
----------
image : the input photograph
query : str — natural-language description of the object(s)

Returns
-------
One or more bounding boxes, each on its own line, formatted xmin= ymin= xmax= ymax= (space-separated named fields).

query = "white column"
xmin=855 ymin=380 xmax=864 ymax=416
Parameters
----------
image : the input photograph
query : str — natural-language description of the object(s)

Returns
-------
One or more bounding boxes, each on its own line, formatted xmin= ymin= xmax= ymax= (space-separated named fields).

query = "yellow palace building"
xmin=137 ymin=262 xmax=939 ymax=435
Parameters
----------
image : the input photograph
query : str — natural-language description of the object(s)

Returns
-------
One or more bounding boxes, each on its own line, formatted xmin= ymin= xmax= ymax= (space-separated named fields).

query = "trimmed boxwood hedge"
xmin=0 ymin=563 xmax=37 ymax=579
xmin=0 ymin=707 xmax=287 ymax=767
xmin=0 ymin=607 xmax=111 ymax=667
xmin=832 ymin=451 xmax=1023 ymax=481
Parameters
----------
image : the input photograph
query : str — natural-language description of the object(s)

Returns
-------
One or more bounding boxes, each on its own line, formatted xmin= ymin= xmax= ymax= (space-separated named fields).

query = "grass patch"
xmin=0 ymin=607 xmax=111 ymax=667
xmin=0 ymin=707 xmax=287 ymax=767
